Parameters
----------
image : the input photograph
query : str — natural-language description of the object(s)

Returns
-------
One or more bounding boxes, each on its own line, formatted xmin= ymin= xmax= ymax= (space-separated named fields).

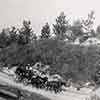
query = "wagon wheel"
xmin=23 ymin=78 xmax=28 ymax=86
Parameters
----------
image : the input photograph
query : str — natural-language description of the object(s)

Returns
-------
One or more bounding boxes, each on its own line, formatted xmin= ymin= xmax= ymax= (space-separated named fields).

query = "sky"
xmin=0 ymin=0 xmax=100 ymax=33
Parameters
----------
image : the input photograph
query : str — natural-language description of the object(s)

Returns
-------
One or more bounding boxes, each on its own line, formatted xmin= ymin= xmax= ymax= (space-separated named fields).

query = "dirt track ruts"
xmin=0 ymin=72 xmax=94 ymax=100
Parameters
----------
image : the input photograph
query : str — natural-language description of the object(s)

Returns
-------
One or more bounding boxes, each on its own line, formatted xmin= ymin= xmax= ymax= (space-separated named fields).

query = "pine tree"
xmin=53 ymin=12 xmax=69 ymax=40
xmin=18 ymin=19 xmax=36 ymax=44
xmin=82 ymin=11 xmax=95 ymax=33
xmin=40 ymin=22 xmax=51 ymax=39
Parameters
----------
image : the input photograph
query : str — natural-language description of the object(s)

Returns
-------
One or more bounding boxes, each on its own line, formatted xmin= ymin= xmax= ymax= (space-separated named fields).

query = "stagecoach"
xmin=9 ymin=63 xmax=67 ymax=93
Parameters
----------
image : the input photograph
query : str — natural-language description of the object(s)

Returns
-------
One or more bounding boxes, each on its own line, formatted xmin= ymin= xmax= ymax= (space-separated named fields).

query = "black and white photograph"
xmin=0 ymin=0 xmax=100 ymax=100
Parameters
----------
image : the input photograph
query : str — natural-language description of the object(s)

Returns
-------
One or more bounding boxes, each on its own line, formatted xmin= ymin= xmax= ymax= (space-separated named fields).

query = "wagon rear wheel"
xmin=23 ymin=78 xmax=29 ymax=86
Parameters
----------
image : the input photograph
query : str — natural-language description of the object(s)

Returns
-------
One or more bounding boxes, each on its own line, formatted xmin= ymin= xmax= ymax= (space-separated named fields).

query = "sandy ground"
xmin=95 ymin=87 xmax=100 ymax=97
xmin=0 ymin=97 xmax=6 ymax=100
xmin=0 ymin=72 xmax=95 ymax=100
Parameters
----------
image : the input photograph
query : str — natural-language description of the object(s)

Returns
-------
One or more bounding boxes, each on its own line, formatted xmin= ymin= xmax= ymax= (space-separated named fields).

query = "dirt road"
xmin=0 ymin=72 xmax=94 ymax=100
